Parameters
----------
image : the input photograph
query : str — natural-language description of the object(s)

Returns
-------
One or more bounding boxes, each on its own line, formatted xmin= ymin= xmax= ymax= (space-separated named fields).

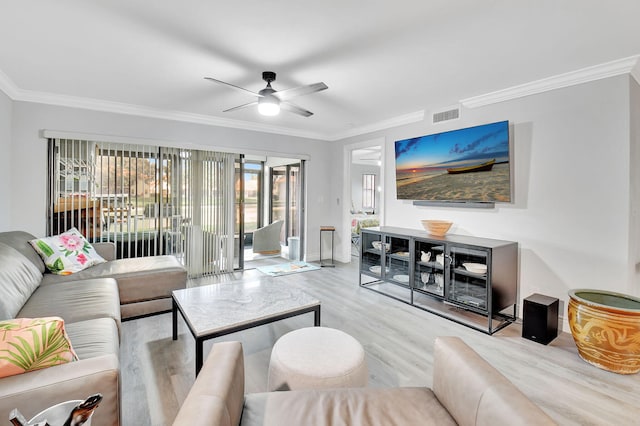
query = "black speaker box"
xmin=522 ymin=294 xmax=559 ymax=345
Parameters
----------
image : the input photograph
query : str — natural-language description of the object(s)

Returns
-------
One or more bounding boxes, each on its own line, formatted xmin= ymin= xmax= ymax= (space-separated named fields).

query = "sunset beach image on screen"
xmin=394 ymin=120 xmax=511 ymax=202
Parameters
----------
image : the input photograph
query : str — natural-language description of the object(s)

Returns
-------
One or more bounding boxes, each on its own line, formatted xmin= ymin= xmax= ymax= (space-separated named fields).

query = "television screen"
xmin=394 ymin=120 xmax=511 ymax=203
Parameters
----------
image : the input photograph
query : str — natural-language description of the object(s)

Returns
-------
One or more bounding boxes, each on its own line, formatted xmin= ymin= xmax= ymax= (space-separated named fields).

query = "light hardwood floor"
xmin=120 ymin=261 xmax=639 ymax=426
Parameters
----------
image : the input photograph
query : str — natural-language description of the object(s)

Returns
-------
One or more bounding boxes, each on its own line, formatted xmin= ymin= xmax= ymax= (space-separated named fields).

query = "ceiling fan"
xmin=204 ymin=71 xmax=328 ymax=117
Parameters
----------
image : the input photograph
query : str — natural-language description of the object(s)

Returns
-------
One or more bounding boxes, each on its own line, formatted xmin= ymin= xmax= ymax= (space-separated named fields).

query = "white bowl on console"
xmin=371 ymin=241 xmax=390 ymax=251
xmin=463 ymin=262 xmax=487 ymax=274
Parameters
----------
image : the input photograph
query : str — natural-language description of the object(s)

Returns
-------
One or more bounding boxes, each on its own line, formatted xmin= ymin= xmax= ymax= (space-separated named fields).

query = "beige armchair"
xmin=252 ymin=220 xmax=284 ymax=254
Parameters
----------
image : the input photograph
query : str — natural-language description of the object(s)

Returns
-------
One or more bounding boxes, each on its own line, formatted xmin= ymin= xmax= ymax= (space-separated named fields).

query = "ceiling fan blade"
xmin=280 ymin=102 xmax=314 ymax=117
xmin=273 ymin=82 xmax=327 ymax=102
xmin=204 ymin=77 xmax=262 ymax=97
xmin=223 ymin=101 xmax=258 ymax=113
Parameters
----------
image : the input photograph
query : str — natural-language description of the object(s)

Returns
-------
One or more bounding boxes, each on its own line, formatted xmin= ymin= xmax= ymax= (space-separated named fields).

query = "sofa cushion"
xmin=29 ymin=228 xmax=106 ymax=275
xmin=41 ymin=255 xmax=187 ymax=304
xmin=65 ymin=318 xmax=119 ymax=360
xmin=0 ymin=317 xmax=77 ymax=378
xmin=241 ymin=387 xmax=457 ymax=426
xmin=18 ymin=278 xmax=121 ymax=335
xmin=0 ymin=242 xmax=42 ymax=320
xmin=0 ymin=231 xmax=46 ymax=274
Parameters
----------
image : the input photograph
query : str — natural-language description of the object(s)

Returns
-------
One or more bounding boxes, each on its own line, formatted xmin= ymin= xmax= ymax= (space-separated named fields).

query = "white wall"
xmin=630 ymin=77 xmax=640 ymax=293
xmin=332 ymin=75 xmax=636 ymax=324
xmin=9 ymin=101 xmax=333 ymax=260
xmin=0 ymin=91 xmax=11 ymax=230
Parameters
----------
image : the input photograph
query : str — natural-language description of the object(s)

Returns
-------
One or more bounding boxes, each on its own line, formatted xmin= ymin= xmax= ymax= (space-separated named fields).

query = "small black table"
xmin=319 ymin=226 xmax=336 ymax=267
xmin=172 ymin=281 xmax=321 ymax=375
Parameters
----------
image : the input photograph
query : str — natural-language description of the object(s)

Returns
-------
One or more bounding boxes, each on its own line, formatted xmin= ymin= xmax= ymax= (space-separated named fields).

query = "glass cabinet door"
xmin=361 ymin=231 xmax=384 ymax=277
xmin=414 ymin=239 xmax=446 ymax=298
xmin=448 ymin=246 xmax=489 ymax=312
xmin=385 ymin=235 xmax=410 ymax=287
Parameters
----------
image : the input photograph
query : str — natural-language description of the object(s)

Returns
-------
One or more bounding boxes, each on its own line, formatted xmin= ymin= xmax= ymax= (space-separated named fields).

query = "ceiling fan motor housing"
xmin=262 ymin=71 xmax=276 ymax=83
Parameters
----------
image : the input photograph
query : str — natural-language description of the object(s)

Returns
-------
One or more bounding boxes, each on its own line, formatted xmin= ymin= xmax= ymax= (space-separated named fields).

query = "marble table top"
xmin=172 ymin=281 xmax=320 ymax=338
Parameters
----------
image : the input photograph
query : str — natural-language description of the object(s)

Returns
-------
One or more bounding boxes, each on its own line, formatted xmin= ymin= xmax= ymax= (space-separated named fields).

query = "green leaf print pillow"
xmin=0 ymin=317 xmax=77 ymax=378
xmin=29 ymin=227 xmax=106 ymax=275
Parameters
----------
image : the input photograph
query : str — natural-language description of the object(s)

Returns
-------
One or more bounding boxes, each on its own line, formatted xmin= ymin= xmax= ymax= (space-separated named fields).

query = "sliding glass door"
xmin=48 ymin=138 xmax=236 ymax=277
xmin=269 ymin=162 xmax=304 ymax=260
xmin=235 ymin=159 xmax=264 ymax=269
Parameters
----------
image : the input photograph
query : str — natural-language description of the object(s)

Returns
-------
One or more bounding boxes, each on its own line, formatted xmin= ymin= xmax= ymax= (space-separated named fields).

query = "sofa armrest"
xmin=0 ymin=354 xmax=119 ymax=426
xmin=432 ymin=336 xmax=556 ymax=426
xmin=93 ymin=242 xmax=116 ymax=261
xmin=173 ymin=341 xmax=245 ymax=426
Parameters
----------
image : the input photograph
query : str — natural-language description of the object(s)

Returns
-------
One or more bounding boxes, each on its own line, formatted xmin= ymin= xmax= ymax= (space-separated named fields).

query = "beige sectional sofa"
xmin=1 ymin=231 xmax=187 ymax=320
xmin=173 ymin=337 xmax=558 ymax=426
xmin=0 ymin=230 xmax=187 ymax=426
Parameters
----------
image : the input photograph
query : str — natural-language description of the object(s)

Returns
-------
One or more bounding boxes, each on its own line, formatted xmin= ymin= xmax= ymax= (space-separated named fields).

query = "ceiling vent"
xmin=432 ymin=107 xmax=460 ymax=124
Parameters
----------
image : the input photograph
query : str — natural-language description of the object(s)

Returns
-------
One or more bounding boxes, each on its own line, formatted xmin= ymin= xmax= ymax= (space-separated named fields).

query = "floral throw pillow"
xmin=0 ymin=317 xmax=78 ymax=378
xmin=29 ymin=227 xmax=106 ymax=275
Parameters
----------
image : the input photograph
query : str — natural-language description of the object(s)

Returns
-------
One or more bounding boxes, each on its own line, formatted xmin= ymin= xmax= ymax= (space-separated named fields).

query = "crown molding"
xmin=329 ymin=110 xmax=425 ymax=141
xmin=0 ymin=74 xmax=330 ymax=141
xmin=631 ymin=59 xmax=640 ymax=85
xmin=0 ymin=69 xmax=21 ymax=99
xmin=461 ymin=55 xmax=640 ymax=108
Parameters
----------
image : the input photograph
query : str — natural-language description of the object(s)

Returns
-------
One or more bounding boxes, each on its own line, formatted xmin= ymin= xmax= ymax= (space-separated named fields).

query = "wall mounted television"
xmin=394 ymin=120 xmax=511 ymax=204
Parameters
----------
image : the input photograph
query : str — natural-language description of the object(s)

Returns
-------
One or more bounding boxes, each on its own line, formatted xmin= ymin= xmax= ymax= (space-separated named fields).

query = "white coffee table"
xmin=172 ymin=281 xmax=321 ymax=375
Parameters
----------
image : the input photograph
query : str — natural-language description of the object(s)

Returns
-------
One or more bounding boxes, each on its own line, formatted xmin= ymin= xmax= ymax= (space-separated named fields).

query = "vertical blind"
xmin=47 ymin=138 xmax=236 ymax=277
xmin=176 ymin=149 xmax=236 ymax=276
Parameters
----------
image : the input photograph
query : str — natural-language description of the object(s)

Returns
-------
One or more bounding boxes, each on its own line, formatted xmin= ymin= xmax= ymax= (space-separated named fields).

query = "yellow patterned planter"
xmin=568 ymin=289 xmax=640 ymax=375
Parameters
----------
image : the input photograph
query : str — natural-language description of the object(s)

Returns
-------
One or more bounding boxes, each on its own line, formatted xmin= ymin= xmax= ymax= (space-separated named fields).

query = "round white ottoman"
xmin=267 ymin=327 xmax=368 ymax=391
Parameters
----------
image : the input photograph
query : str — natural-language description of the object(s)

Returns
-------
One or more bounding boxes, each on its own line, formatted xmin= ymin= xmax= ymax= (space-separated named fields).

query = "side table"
xmin=319 ymin=226 xmax=335 ymax=267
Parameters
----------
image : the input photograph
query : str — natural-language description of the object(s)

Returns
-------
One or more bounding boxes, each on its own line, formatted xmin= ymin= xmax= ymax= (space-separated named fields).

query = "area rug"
xmin=257 ymin=261 xmax=321 ymax=277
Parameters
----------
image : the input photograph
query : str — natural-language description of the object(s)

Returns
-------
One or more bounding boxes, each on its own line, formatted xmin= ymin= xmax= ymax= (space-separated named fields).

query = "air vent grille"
xmin=432 ymin=108 xmax=460 ymax=123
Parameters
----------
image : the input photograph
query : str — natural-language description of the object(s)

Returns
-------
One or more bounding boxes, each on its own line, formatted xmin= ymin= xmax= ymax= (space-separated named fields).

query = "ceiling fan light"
xmin=258 ymin=97 xmax=280 ymax=116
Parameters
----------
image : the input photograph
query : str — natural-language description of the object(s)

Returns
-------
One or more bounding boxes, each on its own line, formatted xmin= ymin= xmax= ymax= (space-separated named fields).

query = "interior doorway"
xmin=342 ymin=139 xmax=385 ymax=263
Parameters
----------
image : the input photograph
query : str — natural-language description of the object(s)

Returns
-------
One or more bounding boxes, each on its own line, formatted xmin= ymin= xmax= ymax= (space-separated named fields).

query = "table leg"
xmin=195 ymin=338 xmax=204 ymax=376
xmin=172 ymin=298 xmax=178 ymax=341
xmin=319 ymin=229 xmax=323 ymax=265
xmin=329 ymin=230 xmax=335 ymax=266
xmin=314 ymin=305 xmax=321 ymax=326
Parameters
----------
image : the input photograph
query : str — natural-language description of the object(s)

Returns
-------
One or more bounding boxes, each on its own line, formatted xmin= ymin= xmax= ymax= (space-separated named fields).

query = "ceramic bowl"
xmin=463 ymin=262 xmax=487 ymax=274
xmin=421 ymin=220 xmax=453 ymax=237
xmin=368 ymin=265 xmax=389 ymax=275
xmin=393 ymin=274 xmax=410 ymax=283
xmin=371 ymin=241 xmax=390 ymax=251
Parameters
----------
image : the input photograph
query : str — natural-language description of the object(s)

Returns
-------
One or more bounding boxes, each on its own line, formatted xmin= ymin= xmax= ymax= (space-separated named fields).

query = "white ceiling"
xmin=352 ymin=147 xmax=381 ymax=166
xmin=1 ymin=1 xmax=640 ymax=140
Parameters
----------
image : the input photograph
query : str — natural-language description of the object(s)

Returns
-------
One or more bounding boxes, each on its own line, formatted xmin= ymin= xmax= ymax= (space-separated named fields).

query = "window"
xmin=362 ymin=174 xmax=376 ymax=210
